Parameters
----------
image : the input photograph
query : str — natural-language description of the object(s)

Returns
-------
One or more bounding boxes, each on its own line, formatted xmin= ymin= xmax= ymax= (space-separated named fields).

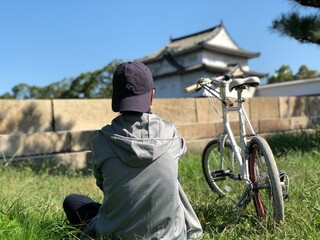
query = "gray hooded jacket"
xmin=84 ymin=112 xmax=203 ymax=240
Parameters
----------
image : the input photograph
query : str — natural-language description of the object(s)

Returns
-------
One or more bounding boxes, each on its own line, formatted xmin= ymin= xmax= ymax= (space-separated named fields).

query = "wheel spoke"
xmin=202 ymin=139 xmax=244 ymax=203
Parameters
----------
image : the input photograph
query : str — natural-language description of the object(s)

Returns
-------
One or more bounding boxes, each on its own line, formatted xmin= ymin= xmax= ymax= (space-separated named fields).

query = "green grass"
xmin=265 ymin=125 xmax=320 ymax=156
xmin=1 ymin=129 xmax=320 ymax=239
xmin=180 ymin=150 xmax=320 ymax=239
xmin=0 ymin=165 xmax=103 ymax=240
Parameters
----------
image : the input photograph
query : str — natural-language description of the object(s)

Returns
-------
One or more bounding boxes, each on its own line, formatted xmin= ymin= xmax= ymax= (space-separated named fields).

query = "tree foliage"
xmin=295 ymin=64 xmax=318 ymax=78
xmin=267 ymin=64 xmax=318 ymax=83
xmin=0 ymin=59 xmax=121 ymax=100
xmin=271 ymin=0 xmax=320 ymax=44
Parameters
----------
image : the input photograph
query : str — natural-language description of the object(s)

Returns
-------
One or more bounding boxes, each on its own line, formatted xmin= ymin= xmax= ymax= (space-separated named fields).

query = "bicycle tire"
xmin=202 ymin=139 xmax=244 ymax=202
xmin=249 ymin=136 xmax=284 ymax=222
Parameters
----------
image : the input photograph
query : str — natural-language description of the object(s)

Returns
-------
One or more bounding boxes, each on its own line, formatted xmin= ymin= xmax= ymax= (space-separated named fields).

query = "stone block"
xmin=0 ymin=100 xmax=53 ymax=134
xmin=213 ymin=121 xmax=244 ymax=136
xmin=152 ymin=98 xmax=197 ymax=124
xmin=52 ymin=151 xmax=91 ymax=169
xmin=70 ymin=130 xmax=98 ymax=152
xmin=185 ymin=139 xmax=211 ymax=153
xmin=259 ymin=119 xmax=291 ymax=133
xmin=195 ymin=97 xmax=251 ymax=123
xmin=177 ymin=123 xmax=216 ymax=140
xmin=249 ymin=120 xmax=260 ymax=134
xmin=249 ymin=97 xmax=280 ymax=120
xmin=0 ymin=132 xmax=71 ymax=158
xmin=217 ymin=119 xmax=258 ymax=135
xmin=53 ymin=99 xmax=117 ymax=131
xmin=308 ymin=96 xmax=320 ymax=117
xmin=0 ymin=96 xmax=319 ymax=163
xmin=208 ymin=119 xmax=260 ymax=137
xmin=214 ymin=122 xmax=224 ymax=135
xmin=290 ymin=116 xmax=312 ymax=130
xmin=228 ymin=121 xmax=240 ymax=136
xmin=229 ymin=98 xmax=252 ymax=121
xmin=195 ymin=98 xmax=221 ymax=123
xmin=279 ymin=96 xmax=309 ymax=118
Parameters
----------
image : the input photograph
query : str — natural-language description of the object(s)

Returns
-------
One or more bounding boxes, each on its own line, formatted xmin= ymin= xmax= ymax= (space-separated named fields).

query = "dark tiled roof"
xmin=167 ymin=25 xmax=221 ymax=51
xmin=139 ymin=23 xmax=259 ymax=63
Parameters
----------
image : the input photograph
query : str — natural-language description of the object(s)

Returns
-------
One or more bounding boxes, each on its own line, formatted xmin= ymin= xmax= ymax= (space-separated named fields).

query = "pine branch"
xmin=272 ymin=12 xmax=320 ymax=44
xmin=294 ymin=0 xmax=320 ymax=8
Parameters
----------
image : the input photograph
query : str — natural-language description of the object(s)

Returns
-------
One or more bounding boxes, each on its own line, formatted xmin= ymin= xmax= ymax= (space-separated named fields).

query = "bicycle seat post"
xmin=237 ymin=88 xmax=248 ymax=155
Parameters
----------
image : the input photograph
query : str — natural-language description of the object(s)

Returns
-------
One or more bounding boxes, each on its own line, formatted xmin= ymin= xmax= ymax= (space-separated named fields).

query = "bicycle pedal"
xmin=279 ymin=170 xmax=290 ymax=200
xmin=278 ymin=171 xmax=286 ymax=182
xmin=211 ymin=170 xmax=227 ymax=181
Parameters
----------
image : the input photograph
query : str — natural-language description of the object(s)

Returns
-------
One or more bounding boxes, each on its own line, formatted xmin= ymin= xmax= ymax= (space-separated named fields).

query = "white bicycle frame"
xmin=203 ymin=77 xmax=256 ymax=186
xmin=187 ymin=74 xmax=288 ymax=220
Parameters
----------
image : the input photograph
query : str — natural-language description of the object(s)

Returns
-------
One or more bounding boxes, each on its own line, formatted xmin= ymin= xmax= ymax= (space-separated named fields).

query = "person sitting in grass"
xmin=63 ymin=61 xmax=203 ymax=239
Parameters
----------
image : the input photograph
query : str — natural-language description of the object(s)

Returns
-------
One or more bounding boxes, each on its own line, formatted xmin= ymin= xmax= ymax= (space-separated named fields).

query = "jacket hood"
xmin=97 ymin=113 xmax=184 ymax=167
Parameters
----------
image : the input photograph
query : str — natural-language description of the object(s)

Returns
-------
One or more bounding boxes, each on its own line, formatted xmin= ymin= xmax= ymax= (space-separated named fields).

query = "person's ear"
xmin=150 ymin=88 xmax=155 ymax=105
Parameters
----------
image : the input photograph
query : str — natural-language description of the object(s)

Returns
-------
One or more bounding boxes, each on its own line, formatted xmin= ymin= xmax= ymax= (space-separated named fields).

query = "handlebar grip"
xmin=185 ymin=83 xmax=201 ymax=93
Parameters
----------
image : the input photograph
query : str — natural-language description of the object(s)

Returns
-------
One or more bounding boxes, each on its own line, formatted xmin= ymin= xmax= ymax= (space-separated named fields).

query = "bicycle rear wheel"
xmin=249 ymin=136 xmax=284 ymax=222
xmin=202 ymin=139 xmax=244 ymax=203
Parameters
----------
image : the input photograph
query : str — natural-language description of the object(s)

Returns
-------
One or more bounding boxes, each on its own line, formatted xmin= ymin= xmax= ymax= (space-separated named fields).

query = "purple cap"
xmin=112 ymin=62 xmax=154 ymax=112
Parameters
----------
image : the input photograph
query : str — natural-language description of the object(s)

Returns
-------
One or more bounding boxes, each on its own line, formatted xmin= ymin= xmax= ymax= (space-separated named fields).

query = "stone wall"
xmin=0 ymin=96 xmax=319 ymax=168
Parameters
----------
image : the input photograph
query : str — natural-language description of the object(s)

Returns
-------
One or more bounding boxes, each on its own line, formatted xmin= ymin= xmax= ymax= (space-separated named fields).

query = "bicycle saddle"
xmin=229 ymin=77 xmax=260 ymax=92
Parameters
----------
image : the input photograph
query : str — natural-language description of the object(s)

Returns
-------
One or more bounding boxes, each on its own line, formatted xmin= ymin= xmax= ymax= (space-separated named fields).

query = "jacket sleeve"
xmin=178 ymin=182 xmax=203 ymax=239
xmin=90 ymin=143 xmax=103 ymax=191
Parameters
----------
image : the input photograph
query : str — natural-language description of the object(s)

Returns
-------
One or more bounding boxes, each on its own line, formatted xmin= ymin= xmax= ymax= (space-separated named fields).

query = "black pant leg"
xmin=63 ymin=194 xmax=101 ymax=226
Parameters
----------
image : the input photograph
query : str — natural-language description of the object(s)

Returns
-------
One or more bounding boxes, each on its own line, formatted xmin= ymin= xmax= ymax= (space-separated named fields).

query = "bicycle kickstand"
xmin=233 ymin=184 xmax=252 ymax=225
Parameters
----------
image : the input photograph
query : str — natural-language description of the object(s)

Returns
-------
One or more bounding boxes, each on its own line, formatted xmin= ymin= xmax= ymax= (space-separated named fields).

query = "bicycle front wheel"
xmin=202 ymin=139 xmax=244 ymax=203
xmin=249 ymin=136 xmax=284 ymax=222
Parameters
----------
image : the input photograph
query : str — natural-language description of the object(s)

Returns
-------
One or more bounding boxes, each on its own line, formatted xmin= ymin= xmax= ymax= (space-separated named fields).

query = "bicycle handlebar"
xmin=184 ymin=83 xmax=201 ymax=93
xmin=185 ymin=75 xmax=227 ymax=93
xmin=185 ymin=78 xmax=211 ymax=93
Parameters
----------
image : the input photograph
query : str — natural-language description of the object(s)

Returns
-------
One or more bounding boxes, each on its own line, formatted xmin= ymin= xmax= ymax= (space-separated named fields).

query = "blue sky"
xmin=1 ymin=0 xmax=319 ymax=95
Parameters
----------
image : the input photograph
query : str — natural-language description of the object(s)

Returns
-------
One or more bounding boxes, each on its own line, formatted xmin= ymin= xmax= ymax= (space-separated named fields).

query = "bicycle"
xmin=185 ymin=68 xmax=289 ymax=224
